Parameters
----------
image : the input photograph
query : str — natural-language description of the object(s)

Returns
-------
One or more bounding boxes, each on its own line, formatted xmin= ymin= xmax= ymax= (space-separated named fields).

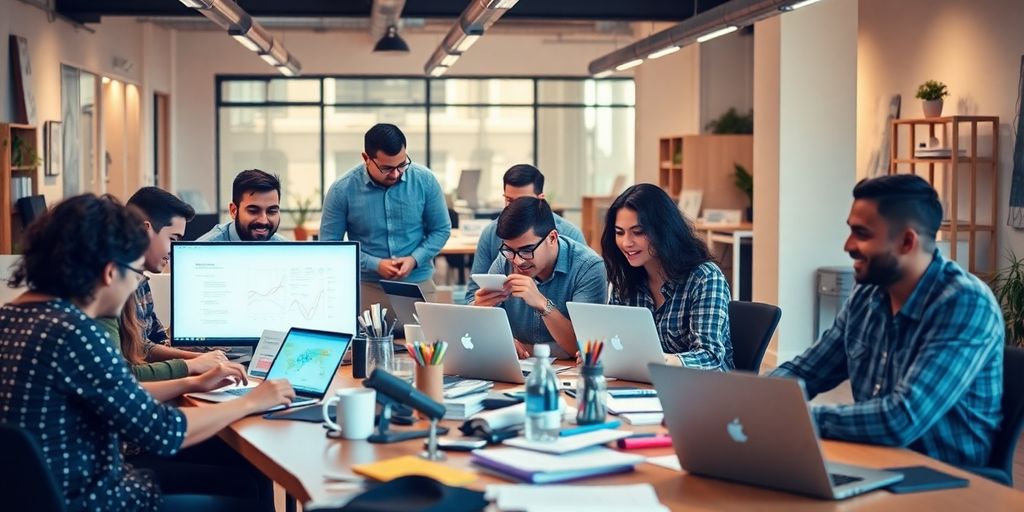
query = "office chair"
xmin=728 ymin=301 xmax=782 ymax=373
xmin=965 ymin=346 xmax=1024 ymax=486
xmin=0 ymin=424 xmax=66 ymax=512
xmin=444 ymin=208 xmax=470 ymax=284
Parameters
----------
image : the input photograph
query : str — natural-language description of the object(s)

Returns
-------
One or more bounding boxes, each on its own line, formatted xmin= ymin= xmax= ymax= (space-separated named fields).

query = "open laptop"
xmin=188 ymin=328 xmax=352 ymax=412
xmin=414 ymin=303 xmax=525 ymax=384
xmin=567 ymin=302 xmax=665 ymax=383
xmin=649 ymin=364 xmax=903 ymax=500
xmin=381 ymin=279 xmax=427 ymax=331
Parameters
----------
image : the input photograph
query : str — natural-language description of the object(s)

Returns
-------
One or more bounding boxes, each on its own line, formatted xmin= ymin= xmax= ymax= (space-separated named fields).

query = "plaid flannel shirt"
xmin=135 ymin=281 xmax=168 ymax=356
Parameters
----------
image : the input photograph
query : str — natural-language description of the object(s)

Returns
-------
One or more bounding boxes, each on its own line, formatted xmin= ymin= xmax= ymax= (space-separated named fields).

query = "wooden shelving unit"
xmin=889 ymin=116 xmax=998 ymax=275
xmin=658 ymin=136 xmax=685 ymax=197
xmin=1 ymin=123 xmax=40 ymax=254
xmin=657 ymin=134 xmax=753 ymax=211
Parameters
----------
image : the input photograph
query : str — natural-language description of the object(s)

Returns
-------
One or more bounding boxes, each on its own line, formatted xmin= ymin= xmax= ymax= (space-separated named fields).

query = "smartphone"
xmin=471 ymin=273 xmax=508 ymax=291
xmin=434 ymin=437 xmax=488 ymax=451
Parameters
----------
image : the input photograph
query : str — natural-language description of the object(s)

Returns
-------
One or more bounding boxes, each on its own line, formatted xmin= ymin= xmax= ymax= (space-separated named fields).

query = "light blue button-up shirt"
xmin=481 ymin=236 xmax=607 ymax=359
xmin=195 ymin=221 xmax=289 ymax=242
xmin=465 ymin=213 xmax=587 ymax=302
xmin=320 ymin=162 xmax=451 ymax=283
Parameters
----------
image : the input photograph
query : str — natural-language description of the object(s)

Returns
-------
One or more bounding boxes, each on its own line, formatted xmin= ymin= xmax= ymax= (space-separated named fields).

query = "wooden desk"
xmin=184 ymin=366 xmax=1024 ymax=510
xmin=441 ymin=229 xmax=479 ymax=256
xmin=696 ymin=223 xmax=753 ymax=301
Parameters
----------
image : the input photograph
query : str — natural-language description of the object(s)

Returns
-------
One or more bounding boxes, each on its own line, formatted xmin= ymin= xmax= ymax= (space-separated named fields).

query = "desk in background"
xmin=183 ymin=366 xmax=1024 ymax=511
xmin=696 ymin=222 xmax=753 ymax=302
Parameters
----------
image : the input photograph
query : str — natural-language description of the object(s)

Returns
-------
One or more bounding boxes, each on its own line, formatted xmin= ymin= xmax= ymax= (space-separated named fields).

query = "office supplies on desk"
xmin=485 ymin=483 xmax=669 ymax=512
xmin=617 ymin=434 xmax=672 ymax=450
xmin=576 ymin=341 xmax=608 ymax=425
xmin=471 ymin=446 xmax=644 ymax=484
xmin=444 ymin=392 xmax=488 ymax=420
xmin=352 ymin=455 xmax=476 ymax=486
xmin=884 ymin=466 xmax=969 ymax=494
xmin=322 ymin=388 xmax=376 ymax=440
xmin=265 ymin=404 xmax=332 ymax=423
xmin=606 ymin=395 xmax=663 ymax=414
xmin=504 ymin=429 xmax=631 ymax=454
xmin=560 ymin=419 xmax=620 ymax=437
xmin=619 ymin=412 xmax=664 ymax=426
xmin=646 ymin=455 xmax=682 ymax=472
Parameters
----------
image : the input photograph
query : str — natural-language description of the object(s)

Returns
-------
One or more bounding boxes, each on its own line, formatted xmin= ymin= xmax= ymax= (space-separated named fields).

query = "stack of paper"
xmin=503 ymin=429 xmax=632 ymax=454
xmin=471 ymin=446 xmax=644 ymax=484
xmin=620 ymin=412 xmax=664 ymax=426
xmin=605 ymin=395 xmax=663 ymax=414
xmin=445 ymin=391 xmax=488 ymax=420
xmin=485 ymin=483 xmax=669 ymax=512
xmin=443 ymin=377 xmax=493 ymax=399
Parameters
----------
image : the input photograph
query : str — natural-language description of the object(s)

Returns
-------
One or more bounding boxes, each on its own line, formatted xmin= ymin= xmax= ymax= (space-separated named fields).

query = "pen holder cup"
xmin=575 ymin=364 xmax=607 ymax=426
xmin=366 ymin=335 xmax=395 ymax=376
xmin=415 ymin=363 xmax=445 ymax=419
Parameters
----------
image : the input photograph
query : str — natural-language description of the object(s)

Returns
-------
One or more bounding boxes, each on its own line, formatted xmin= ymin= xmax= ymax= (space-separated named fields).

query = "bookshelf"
xmin=1 ymin=123 xmax=40 ymax=254
xmin=889 ymin=116 xmax=998 ymax=275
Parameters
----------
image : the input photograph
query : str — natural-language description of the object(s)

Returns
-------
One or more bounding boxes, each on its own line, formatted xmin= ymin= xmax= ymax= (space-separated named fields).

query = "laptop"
xmin=414 ymin=303 xmax=525 ymax=384
xmin=188 ymin=328 xmax=352 ymax=412
xmin=649 ymin=364 xmax=903 ymax=500
xmin=380 ymin=279 xmax=427 ymax=331
xmin=567 ymin=302 xmax=665 ymax=383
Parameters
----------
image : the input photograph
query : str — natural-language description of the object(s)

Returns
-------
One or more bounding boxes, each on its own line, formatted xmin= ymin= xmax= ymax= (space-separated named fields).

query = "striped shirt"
xmin=771 ymin=250 xmax=1003 ymax=467
xmin=134 ymin=281 xmax=167 ymax=358
xmin=610 ymin=261 xmax=734 ymax=371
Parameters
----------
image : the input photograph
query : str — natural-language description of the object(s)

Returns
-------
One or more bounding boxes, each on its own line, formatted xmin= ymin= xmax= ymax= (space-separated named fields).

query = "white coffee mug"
xmin=322 ymin=388 xmax=376 ymax=440
xmin=404 ymin=324 xmax=425 ymax=344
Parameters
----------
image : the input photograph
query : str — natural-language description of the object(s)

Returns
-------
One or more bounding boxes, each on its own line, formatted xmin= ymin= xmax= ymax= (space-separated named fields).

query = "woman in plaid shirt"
xmin=601 ymin=184 xmax=734 ymax=371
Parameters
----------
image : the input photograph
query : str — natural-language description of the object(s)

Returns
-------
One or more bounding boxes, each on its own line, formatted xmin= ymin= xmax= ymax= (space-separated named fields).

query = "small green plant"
xmin=10 ymin=133 xmax=40 ymax=168
xmin=915 ymin=80 xmax=949 ymax=101
xmin=992 ymin=251 xmax=1024 ymax=347
xmin=733 ymin=163 xmax=753 ymax=205
xmin=705 ymin=108 xmax=753 ymax=134
xmin=289 ymin=193 xmax=315 ymax=227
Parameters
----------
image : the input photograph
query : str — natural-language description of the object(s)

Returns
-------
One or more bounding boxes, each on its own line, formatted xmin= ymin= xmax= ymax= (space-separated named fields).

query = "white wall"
xmin=172 ymin=29 xmax=624 ymax=209
xmin=857 ymin=0 xmax=1024 ymax=267
xmin=633 ymin=44 xmax=701 ymax=185
xmin=0 ymin=2 xmax=173 ymax=202
xmin=700 ymin=28 xmax=754 ymax=131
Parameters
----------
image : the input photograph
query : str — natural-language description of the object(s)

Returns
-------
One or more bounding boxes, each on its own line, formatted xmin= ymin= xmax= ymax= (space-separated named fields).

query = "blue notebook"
xmin=470 ymin=447 xmax=643 ymax=484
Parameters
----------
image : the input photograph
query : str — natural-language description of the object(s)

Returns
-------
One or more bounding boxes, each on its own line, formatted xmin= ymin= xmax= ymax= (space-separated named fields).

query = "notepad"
xmin=352 ymin=455 xmax=477 ymax=486
xmin=620 ymin=412 xmax=664 ymax=426
xmin=503 ymin=429 xmax=632 ymax=454
xmin=485 ymin=483 xmax=669 ymax=512
xmin=606 ymin=396 xmax=663 ymax=414
xmin=472 ymin=446 xmax=644 ymax=484
xmin=646 ymin=455 xmax=682 ymax=472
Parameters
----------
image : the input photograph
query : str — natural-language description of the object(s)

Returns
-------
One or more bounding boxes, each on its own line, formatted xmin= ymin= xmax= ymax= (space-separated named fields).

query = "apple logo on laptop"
xmin=727 ymin=418 xmax=748 ymax=443
xmin=609 ymin=335 xmax=624 ymax=351
xmin=461 ymin=333 xmax=474 ymax=350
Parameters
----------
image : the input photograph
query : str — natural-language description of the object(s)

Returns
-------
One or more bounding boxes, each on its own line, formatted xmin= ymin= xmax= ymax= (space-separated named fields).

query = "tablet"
xmin=471 ymin=273 xmax=508 ymax=291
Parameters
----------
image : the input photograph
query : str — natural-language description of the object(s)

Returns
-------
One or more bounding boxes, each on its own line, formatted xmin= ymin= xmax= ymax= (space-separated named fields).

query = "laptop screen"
xmin=265 ymin=329 xmax=351 ymax=397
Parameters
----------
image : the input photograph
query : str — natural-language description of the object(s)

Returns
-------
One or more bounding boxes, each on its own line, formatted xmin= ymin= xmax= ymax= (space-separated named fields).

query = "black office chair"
xmin=965 ymin=346 xmax=1024 ymax=486
xmin=728 ymin=301 xmax=782 ymax=373
xmin=0 ymin=424 xmax=66 ymax=512
xmin=445 ymin=208 xmax=471 ymax=284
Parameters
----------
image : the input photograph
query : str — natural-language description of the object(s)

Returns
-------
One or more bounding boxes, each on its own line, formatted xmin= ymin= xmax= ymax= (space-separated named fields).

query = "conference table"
xmin=183 ymin=365 xmax=1024 ymax=512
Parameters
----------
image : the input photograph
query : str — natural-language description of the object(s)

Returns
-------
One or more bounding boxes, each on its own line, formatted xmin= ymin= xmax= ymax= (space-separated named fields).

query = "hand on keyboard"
xmin=185 ymin=350 xmax=229 ymax=375
xmin=191 ymin=362 xmax=248 ymax=392
xmin=241 ymin=380 xmax=297 ymax=413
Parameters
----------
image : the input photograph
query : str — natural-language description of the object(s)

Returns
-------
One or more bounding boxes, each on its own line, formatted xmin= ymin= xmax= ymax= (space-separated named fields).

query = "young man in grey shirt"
xmin=471 ymin=197 xmax=606 ymax=359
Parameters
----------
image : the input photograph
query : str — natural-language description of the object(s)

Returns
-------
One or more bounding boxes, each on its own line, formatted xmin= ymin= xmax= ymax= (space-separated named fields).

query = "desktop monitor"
xmin=170 ymin=241 xmax=360 ymax=346
xmin=456 ymin=169 xmax=482 ymax=209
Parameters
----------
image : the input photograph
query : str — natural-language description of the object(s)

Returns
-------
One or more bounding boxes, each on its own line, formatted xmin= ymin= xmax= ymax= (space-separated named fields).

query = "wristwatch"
xmin=538 ymin=298 xmax=556 ymax=318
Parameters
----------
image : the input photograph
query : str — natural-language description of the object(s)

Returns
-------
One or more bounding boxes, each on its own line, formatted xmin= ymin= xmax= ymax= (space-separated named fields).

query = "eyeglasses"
xmin=499 ymin=235 xmax=549 ymax=262
xmin=370 ymin=156 xmax=412 ymax=175
xmin=116 ymin=262 xmax=149 ymax=284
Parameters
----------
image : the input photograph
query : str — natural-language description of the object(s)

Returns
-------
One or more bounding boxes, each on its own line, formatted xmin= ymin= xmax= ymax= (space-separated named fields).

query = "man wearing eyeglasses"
xmin=471 ymin=197 xmax=607 ymax=359
xmin=320 ymin=123 xmax=451 ymax=309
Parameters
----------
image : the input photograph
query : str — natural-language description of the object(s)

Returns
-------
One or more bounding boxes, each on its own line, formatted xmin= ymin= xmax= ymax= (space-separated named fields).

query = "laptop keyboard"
xmin=222 ymin=387 xmax=253 ymax=397
xmin=829 ymin=473 xmax=863 ymax=487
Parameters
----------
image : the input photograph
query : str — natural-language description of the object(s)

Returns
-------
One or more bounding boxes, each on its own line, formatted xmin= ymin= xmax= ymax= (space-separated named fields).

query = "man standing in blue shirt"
xmin=472 ymin=197 xmax=606 ymax=360
xmin=465 ymin=164 xmax=587 ymax=303
xmin=320 ymin=124 xmax=451 ymax=309
xmin=197 ymin=169 xmax=288 ymax=242
xmin=771 ymin=175 xmax=1003 ymax=468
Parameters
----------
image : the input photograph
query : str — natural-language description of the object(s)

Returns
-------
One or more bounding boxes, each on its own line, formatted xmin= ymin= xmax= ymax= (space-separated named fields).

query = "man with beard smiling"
xmin=771 ymin=175 xmax=1003 ymax=468
xmin=198 ymin=169 xmax=287 ymax=242
xmin=472 ymin=197 xmax=606 ymax=359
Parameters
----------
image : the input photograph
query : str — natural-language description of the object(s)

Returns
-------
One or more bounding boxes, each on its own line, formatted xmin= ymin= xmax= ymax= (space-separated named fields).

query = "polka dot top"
xmin=0 ymin=300 xmax=188 ymax=511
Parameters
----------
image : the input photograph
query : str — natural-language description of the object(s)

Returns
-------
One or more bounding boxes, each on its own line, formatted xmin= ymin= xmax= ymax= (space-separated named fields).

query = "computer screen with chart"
xmin=170 ymin=242 xmax=360 ymax=346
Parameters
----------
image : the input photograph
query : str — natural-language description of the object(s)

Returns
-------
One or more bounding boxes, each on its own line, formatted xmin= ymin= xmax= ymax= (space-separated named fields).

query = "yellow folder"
xmin=352 ymin=455 xmax=477 ymax=486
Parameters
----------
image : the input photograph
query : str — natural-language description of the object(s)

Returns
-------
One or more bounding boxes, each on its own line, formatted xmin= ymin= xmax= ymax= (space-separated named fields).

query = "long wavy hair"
xmin=601 ymin=184 xmax=713 ymax=301
xmin=118 ymin=293 xmax=146 ymax=365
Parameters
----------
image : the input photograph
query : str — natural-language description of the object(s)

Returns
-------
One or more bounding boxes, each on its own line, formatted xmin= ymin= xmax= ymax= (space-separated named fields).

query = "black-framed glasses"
xmin=499 ymin=235 xmax=548 ymax=262
xmin=116 ymin=262 xmax=149 ymax=284
xmin=370 ymin=156 xmax=412 ymax=175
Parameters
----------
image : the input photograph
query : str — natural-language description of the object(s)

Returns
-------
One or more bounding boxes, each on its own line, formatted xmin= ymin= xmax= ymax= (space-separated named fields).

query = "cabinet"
xmin=1 ymin=123 xmax=39 ymax=254
xmin=889 ymin=116 xmax=998 ymax=275
xmin=657 ymin=135 xmax=753 ymax=212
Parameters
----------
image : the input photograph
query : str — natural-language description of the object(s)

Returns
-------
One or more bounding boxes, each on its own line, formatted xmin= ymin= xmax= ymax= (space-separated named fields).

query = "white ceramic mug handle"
xmin=322 ymin=396 xmax=342 ymax=432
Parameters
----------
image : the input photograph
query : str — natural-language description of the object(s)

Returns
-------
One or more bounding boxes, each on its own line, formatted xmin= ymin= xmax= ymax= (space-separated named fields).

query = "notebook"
xmin=485 ymin=484 xmax=669 ymax=512
xmin=503 ymin=429 xmax=633 ymax=454
xmin=472 ymin=447 xmax=644 ymax=484
xmin=884 ymin=466 xmax=969 ymax=494
xmin=352 ymin=455 xmax=477 ymax=486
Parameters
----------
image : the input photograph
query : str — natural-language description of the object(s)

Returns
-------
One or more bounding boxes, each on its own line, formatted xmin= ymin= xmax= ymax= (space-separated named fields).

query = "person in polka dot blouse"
xmin=0 ymin=194 xmax=295 ymax=511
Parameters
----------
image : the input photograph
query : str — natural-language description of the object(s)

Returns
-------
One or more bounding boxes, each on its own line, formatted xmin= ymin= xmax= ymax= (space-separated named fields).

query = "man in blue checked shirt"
xmin=771 ymin=174 xmax=1003 ymax=468
xmin=320 ymin=124 xmax=451 ymax=310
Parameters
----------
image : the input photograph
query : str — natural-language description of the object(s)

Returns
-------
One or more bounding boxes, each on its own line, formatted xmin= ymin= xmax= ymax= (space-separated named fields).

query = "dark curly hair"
xmin=7 ymin=194 xmax=150 ymax=303
xmin=601 ymin=184 xmax=713 ymax=301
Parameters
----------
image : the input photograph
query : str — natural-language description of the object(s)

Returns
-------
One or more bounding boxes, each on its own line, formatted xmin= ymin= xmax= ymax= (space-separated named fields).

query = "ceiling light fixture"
xmin=593 ymin=70 xmax=614 ymax=79
xmin=424 ymin=0 xmax=518 ymax=76
xmin=615 ymin=59 xmax=644 ymax=71
xmin=428 ymin=65 xmax=448 ymax=77
xmin=696 ymin=25 xmax=738 ymax=43
xmin=229 ymin=19 xmax=272 ymax=53
xmin=259 ymin=38 xmax=288 ymax=67
xmin=180 ymin=0 xmax=301 ymax=75
xmin=782 ymin=0 xmax=824 ymax=11
xmin=276 ymin=55 xmax=301 ymax=77
xmin=647 ymin=45 xmax=681 ymax=60
xmin=373 ymin=25 xmax=410 ymax=53
xmin=441 ymin=54 xmax=460 ymax=67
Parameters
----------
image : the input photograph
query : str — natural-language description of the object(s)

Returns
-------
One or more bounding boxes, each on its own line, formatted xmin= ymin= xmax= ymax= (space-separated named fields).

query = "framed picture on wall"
xmin=45 ymin=121 xmax=63 ymax=177
xmin=10 ymin=35 xmax=38 ymax=125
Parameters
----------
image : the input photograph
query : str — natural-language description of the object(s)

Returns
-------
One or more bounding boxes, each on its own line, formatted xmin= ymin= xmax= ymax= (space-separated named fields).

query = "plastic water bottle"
xmin=525 ymin=343 xmax=561 ymax=442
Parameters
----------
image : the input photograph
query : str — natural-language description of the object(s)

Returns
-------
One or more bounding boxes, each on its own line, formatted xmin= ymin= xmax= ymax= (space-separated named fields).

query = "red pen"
xmin=617 ymin=434 xmax=673 ymax=450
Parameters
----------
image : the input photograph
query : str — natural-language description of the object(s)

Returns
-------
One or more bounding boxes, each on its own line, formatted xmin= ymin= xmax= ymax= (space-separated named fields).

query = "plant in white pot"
xmin=915 ymin=80 xmax=949 ymax=118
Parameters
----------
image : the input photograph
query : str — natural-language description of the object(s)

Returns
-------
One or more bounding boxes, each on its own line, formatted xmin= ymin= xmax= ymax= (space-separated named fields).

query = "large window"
xmin=217 ymin=76 xmax=634 ymax=216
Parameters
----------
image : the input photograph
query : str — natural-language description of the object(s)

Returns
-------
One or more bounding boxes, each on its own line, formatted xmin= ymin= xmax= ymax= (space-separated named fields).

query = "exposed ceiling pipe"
xmin=588 ymin=0 xmax=824 ymax=77
xmin=423 ymin=0 xmax=519 ymax=77
xmin=369 ymin=0 xmax=406 ymax=42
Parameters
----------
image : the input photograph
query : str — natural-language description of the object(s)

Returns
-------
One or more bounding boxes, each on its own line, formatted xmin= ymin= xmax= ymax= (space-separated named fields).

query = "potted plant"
xmin=993 ymin=251 xmax=1024 ymax=347
xmin=915 ymin=80 xmax=949 ymax=118
xmin=705 ymin=108 xmax=753 ymax=134
xmin=290 ymin=194 xmax=315 ymax=241
xmin=733 ymin=163 xmax=753 ymax=222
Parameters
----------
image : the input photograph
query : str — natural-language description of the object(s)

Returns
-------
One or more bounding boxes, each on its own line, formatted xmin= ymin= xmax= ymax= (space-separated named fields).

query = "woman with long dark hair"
xmin=601 ymin=184 xmax=734 ymax=370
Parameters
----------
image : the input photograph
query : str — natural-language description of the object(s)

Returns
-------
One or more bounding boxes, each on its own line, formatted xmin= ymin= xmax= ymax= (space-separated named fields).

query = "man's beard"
xmin=236 ymin=218 xmax=276 ymax=241
xmin=850 ymin=250 xmax=902 ymax=286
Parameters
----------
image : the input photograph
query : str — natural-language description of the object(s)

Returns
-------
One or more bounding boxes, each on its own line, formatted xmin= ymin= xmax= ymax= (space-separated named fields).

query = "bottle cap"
xmin=533 ymin=343 xmax=550 ymax=358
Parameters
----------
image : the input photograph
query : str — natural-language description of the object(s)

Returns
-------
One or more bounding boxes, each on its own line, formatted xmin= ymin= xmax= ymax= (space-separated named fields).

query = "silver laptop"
xmin=380 ymin=279 xmax=426 ymax=331
xmin=567 ymin=302 xmax=665 ymax=383
xmin=414 ymin=303 xmax=525 ymax=384
xmin=188 ymin=328 xmax=352 ymax=412
xmin=649 ymin=364 xmax=903 ymax=500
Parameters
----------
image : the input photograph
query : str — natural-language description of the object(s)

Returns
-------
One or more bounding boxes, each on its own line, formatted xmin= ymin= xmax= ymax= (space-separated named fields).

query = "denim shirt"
xmin=195 ymin=220 xmax=288 ymax=242
xmin=320 ymin=162 xmax=451 ymax=283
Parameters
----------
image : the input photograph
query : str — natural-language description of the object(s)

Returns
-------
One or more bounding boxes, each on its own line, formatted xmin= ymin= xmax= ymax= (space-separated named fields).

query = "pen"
xmin=559 ymin=419 xmax=621 ymax=437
